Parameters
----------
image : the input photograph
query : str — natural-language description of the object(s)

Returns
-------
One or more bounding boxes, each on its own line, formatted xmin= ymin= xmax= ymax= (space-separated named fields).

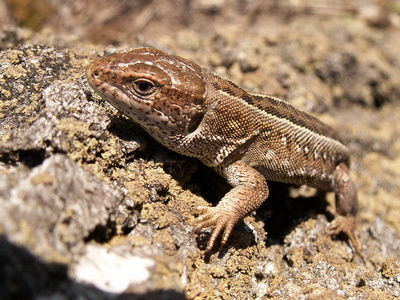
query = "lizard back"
xmin=201 ymin=71 xmax=350 ymax=189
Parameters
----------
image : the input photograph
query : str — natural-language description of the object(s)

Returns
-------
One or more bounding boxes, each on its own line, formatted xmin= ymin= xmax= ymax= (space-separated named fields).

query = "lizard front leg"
xmin=192 ymin=161 xmax=269 ymax=252
xmin=330 ymin=162 xmax=365 ymax=262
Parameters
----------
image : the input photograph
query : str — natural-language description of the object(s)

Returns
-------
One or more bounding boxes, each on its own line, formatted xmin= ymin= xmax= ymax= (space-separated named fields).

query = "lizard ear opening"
xmin=187 ymin=112 xmax=204 ymax=133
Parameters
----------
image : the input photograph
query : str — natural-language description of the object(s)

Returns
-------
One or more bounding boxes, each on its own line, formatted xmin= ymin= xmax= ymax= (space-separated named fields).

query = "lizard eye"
xmin=133 ymin=79 xmax=158 ymax=96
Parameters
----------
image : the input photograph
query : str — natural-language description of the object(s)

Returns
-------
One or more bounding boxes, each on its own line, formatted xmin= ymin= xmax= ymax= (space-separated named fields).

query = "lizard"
xmin=86 ymin=47 xmax=364 ymax=261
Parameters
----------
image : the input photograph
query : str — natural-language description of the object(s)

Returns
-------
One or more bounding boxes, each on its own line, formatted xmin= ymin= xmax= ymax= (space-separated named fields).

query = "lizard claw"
xmin=329 ymin=215 xmax=366 ymax=263
xmin=191 ymin=206 xmax=237 ymax=253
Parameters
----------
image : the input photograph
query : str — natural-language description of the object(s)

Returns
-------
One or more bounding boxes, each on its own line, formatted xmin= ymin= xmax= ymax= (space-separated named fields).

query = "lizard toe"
xmin=329 ymin=215 xmax=348 ymax=236
xmin=191 ymin=207 xmax=238 ymax=252
xmin=329 ymin=215 xmax=365 ymax=263
xmin=329 ymin=215 xmax=357 ymax=237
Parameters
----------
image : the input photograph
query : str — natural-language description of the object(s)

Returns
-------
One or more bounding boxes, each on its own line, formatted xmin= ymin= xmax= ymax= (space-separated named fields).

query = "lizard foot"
xmin=191 ymin=206 xmax=238 ymax=253
xmin=329 ymin=215 xmax=365 ymax=263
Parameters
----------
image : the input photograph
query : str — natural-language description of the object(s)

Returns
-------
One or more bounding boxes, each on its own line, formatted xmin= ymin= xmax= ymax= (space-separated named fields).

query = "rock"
xmin=1 ymin=4 xmax=400 ymax=297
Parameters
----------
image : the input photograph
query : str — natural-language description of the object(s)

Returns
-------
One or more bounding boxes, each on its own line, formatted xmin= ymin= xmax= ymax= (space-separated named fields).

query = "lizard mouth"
xmin=85 ymin=63 xmax=131 ymax=110
xmin=86 ymin=63 xmax=167 ymax=128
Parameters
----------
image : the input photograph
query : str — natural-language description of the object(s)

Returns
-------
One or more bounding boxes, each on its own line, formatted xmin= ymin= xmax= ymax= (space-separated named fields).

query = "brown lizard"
xmin=86 ymin=47 xmax=364 ymax=261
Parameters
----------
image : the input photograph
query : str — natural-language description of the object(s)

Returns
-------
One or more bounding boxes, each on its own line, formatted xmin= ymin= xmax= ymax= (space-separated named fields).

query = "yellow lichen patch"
xmin=167 ymin=189 xmax=206 ymax=224
xmin=124 ymin=180 xmax=147 ymax=206
xmin=151 ymin=255 xmax=185 ymax=292
xmin=380 ymin=258 xmax=400 ymax=280
xmin=141 ymin=202 xmax=175 ymax=229
xmin=0 ymin=88 xmax=12 ymax=98
xmin=4 ymin=64 xmax=28 ymax=80
xmin=22 ymin=94 xmax=42 ymax=115
xmin=126 ymin=234 xmax=152 ymax=248
xmin=57 ymin=118 xmax=101 ymax=162
xmin=5 ymin=50 xmax=24 ymax=64
xmin=153 ymin=228 xmax=176 ymax=254
xmin=100 ymin=137 xmax=121 ymax=161
xmin=19 ymin=219 xmax=37 ymax=250
xmin=30 ymin=172 xmax=54 ymax=185
xmin=1 ymin=98 xmax=19 ymax=111
xmin=362 ymin=151 xmax=400 ymax=232
xmin=288 ymin=247 xmax=306 ymax=267
xmin=57 ymin=118 xmax=91 ymax=138
xmin=143 ymin=165 xmax=171 ymax=191
xmin=69 ymin=138 xmax=99 ymax=163
xmin=0 ymin=131 xmax=12 ymax=143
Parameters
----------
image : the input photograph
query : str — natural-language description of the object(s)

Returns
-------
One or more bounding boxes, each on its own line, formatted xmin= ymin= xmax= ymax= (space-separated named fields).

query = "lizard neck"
xmin=177 ymin=69 xmax=264 ymax=167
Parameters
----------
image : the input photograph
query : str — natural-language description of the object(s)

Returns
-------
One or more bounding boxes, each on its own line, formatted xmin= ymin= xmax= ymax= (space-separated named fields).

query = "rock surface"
xmin=1 ymin=2 xmax=400 ymax=299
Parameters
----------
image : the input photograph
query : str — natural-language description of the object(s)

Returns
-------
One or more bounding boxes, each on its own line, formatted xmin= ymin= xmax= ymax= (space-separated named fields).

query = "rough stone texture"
xmin=1 ymin=2 xmax=400 ymax=299
xmin=0 ymin=154 xmax=124 ymax=298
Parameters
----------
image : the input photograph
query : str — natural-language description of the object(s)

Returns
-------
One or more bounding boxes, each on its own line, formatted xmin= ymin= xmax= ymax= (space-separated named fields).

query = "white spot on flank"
xmin=265 ymin=149 xmax=277 ymax=160
xmin=298 ymin=167 xmax=306 ymax=175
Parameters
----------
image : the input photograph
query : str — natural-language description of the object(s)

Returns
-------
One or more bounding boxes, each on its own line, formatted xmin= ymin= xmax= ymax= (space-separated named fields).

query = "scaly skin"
xmin=86 ymin=47 xmax=364 ymax=261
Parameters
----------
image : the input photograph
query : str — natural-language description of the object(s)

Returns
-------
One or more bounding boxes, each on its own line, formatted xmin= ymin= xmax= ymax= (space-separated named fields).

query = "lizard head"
xmin=86 ymin=47 xmax=207 ymax=148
